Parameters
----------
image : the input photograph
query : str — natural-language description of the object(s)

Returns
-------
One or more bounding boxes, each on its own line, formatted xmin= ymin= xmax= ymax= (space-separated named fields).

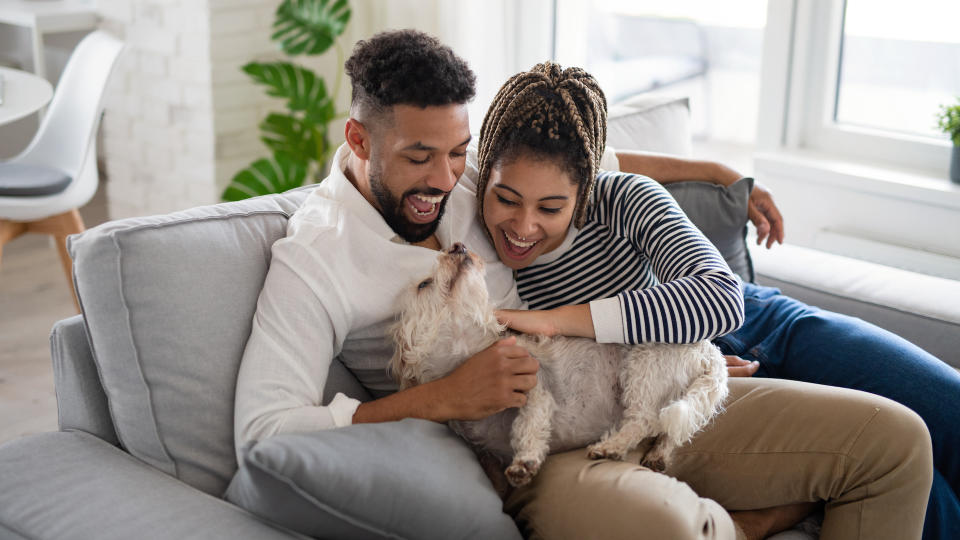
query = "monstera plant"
xmin=221 ymin=0 xmax=351 ymax=201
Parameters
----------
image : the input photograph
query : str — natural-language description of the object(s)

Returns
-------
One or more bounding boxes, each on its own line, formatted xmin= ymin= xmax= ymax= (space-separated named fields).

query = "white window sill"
xmin=754 ymin=149 xmax=960 ymax=211
xmin=748 ymin=148 xmax=960 ymax=281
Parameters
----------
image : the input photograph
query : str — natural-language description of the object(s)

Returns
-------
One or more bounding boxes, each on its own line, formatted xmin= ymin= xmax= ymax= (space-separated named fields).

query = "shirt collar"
xmin=312 ymin=144 xmax=406 ymax=242
xmin=529 ymin=224 xmax=580 ymax=267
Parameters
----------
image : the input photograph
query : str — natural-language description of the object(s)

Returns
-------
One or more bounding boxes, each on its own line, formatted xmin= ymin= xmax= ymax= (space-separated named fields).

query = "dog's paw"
xmin=505 ymin=459 xmax=540 ymax=487
xmin=586 ymin=443 xmax=625 ymax=461
xmin=640 ymin=456 xmax=667 ymax=472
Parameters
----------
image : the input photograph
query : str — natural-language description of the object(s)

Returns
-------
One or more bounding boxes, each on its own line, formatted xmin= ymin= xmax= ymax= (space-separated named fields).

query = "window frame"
xmin=762 ymin=0 xmax=952 ymax=174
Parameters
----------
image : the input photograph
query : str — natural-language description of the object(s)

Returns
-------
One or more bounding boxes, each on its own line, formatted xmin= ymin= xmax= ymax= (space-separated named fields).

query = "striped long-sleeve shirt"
xmin=516 ymin=171 xmax=744 ymax=344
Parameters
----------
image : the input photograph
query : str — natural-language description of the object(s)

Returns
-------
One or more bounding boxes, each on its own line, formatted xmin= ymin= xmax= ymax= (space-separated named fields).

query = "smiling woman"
xmin=484 ymin=158 xmax=576 ymax=268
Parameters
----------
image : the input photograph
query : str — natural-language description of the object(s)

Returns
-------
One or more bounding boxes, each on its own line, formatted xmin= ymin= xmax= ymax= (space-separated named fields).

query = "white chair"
xmin=0 ymin=31 xmax=124 ymax=310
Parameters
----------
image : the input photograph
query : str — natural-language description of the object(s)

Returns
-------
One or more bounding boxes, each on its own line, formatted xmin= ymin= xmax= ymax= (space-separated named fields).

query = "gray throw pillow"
xmin=225 ymin=418 xmax=522 ymax=540
xmin=664 ymin=177 xmax=755 ymax=282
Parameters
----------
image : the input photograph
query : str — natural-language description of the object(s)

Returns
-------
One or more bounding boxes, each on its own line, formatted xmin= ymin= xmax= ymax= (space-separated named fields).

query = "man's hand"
xmin=726 ymin=355 xmax=759 ymax=377
xmin=437 ymin=336 xmax=539 ymax=420
xmin=748 ymin=183 xmax=784 ymax=249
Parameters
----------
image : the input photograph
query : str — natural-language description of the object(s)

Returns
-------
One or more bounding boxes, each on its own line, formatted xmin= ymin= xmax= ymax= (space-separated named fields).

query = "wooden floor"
xmin=0 ymin=188 xmax=108 ymax=445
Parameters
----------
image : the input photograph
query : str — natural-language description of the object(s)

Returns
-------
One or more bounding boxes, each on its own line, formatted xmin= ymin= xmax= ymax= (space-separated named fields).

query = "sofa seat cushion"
xmin=751 ymin=242 xmax=960 ymax=367
xmin=68 ymin=189 xmax=314 ymax=496
xmin=0 ymin=431 xmax=303 ymax=540
xmin=226 ymin=418 xmax=522 ymax=540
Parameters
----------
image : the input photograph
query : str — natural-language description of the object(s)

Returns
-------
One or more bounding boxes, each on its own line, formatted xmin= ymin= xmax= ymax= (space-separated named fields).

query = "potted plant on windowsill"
xmin=937 ymin=98 xmax=960 ymax=184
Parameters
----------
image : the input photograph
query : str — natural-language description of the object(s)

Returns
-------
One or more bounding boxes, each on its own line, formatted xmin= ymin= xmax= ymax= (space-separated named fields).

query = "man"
xmin=235 ymin=30 xmax=932 ymax=540
xmin=235 ymin=29 xmax=538 ymax=450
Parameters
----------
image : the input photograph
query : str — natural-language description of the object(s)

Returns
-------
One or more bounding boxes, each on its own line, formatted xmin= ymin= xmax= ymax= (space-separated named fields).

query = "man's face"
xmin=366 ymin=104 xmax=471 ymax=243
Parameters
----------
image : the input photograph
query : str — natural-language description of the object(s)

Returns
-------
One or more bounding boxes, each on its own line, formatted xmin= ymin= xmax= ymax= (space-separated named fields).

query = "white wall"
xmin=92 ymin=0 xmax=555 ymax=218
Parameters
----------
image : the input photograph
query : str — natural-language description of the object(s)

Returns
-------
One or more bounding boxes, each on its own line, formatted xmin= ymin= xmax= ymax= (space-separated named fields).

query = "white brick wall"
xmin=95 ymin=0 xmax=380 ymax=218
xmin=98 ymin=0 xmax=219 ymax=218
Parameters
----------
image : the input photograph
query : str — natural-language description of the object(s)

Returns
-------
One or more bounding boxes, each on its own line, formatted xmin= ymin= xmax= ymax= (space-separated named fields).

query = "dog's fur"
xmin=390 ymin=244 xmax=729 ymax=487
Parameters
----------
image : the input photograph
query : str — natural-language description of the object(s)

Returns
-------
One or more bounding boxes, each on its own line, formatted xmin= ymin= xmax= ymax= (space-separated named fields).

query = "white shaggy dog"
xmin=390 ymin=244 xmax=728 ymax=487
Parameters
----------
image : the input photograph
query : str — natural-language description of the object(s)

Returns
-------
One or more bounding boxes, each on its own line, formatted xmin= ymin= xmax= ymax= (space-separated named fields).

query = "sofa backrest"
xmin=68 ymin=187 xmax=375 ymax=496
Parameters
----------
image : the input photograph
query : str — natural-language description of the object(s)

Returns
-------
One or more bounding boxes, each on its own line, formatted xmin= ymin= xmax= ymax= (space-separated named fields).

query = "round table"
xmin=0 ymin=66 xmax=54 ymax=126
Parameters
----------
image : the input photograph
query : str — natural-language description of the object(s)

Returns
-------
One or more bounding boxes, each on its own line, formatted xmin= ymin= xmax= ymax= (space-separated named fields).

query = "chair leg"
xmin=25 ymin=209 xmax=86 ymax=313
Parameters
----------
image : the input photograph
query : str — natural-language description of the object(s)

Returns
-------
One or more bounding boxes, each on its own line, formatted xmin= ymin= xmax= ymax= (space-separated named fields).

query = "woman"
xmin=474 ymin=62 xmax=950 ymax=540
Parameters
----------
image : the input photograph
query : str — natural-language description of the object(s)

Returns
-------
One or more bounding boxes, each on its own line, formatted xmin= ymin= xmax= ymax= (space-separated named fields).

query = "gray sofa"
xmin=1 ymin=96 xmax=954 ymax=540
xmin=0 ymin=186 xmax=520 ymax=540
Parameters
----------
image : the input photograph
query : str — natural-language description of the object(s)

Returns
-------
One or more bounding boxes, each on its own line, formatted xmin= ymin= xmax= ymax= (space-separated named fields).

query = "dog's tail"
xmin=659 ymin=342 xmax=729 ymax=445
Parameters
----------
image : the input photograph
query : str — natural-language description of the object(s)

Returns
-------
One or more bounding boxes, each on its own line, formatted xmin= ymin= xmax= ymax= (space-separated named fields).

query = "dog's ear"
xmin=388 ymin=318 xmax=420 ymax=390
xmin=389 ymin=347 xmax=418 ymax=390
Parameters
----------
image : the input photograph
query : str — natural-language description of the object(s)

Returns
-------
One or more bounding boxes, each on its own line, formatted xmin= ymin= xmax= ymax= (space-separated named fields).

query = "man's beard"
xmin=369 ymin=170 xmax=448 ymax=243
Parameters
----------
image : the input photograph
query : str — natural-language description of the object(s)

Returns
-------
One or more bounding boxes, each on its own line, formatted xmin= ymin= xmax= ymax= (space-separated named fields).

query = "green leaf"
xmin=260 ymin=113 xmax=321 ymax=161
xmin=221 ymin=153 xmax=309 ymax=201
xmin=937 ymin=97 xmax=960 ymax=146
xmin=243 ymin=61 xmax=335 ymax=125
xmin=272 ymin=0 xmax=351 ymax=57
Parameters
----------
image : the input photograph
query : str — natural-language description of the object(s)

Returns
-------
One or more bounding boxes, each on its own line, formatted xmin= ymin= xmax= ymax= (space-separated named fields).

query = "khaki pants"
xmin=504 ymin=378 xmax=933 ymax=540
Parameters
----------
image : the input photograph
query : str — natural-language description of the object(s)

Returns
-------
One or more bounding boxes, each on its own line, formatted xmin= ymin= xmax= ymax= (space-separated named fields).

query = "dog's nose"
xmin=449 ymin=243 xmax=466 ymax=255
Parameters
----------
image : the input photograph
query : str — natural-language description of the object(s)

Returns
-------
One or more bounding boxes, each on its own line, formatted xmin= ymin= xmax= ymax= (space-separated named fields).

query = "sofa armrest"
xmin=50 ymin=315 xmax=119 ymax=445
xmin=0 ymin=431 xmax=306 ymax=540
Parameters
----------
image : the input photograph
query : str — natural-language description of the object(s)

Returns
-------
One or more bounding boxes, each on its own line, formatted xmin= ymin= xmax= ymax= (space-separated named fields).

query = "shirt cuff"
xmin=328 ymin=392 xmax=362 ymax=427
xmin=590 ymin=297 xmax=626 ymax=343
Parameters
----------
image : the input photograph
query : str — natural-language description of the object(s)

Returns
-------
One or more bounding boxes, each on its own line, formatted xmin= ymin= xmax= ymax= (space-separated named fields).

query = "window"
xmin=558 ymin=0 xmax=959 ymax=174
xmin=835 ymin=0 xmax=960 ymax=139
xmin=771 ymin=0 xmax=957 ymax=173
xmin=555 ymin=0 xmax=768 ymax=145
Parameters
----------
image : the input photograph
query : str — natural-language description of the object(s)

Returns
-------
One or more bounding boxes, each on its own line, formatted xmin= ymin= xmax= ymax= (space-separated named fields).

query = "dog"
xmin=389 ymin=243 xmax=728 ymax=487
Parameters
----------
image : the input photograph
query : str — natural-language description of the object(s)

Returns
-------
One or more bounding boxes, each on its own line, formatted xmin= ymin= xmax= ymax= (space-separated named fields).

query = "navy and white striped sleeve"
xmin=589 ymin=173 xmax=744 ymax=344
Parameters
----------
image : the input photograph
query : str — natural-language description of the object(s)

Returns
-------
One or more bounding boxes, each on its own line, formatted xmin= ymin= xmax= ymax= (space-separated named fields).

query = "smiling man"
xmin=234 ymin=30 xmax=535 ymax=452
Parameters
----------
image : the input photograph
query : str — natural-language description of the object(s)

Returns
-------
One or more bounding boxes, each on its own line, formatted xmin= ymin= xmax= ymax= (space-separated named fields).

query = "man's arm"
xmin=615 ymin=150 xmax=742 ymax=186
xmin=614 ymin=149 xmax=785 ymax=248
xmin=353 ymin=335 xmax=539 ymax=424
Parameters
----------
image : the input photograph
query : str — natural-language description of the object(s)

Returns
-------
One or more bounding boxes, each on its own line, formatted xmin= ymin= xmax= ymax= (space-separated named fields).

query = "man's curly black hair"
xmin=344 ymin=29 xmax=476 ymax=120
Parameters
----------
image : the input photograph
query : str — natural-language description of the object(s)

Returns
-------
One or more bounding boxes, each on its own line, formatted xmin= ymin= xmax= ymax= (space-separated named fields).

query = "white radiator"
xmin=814 ymin=229 xmax=960 ymax=281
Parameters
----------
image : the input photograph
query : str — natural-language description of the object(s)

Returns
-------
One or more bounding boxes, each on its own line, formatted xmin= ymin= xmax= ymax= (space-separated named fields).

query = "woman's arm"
xmin=592 ymin=173 xmax=745 ymax=344
xmin=496 ymin=304 xmax=596 ymax=339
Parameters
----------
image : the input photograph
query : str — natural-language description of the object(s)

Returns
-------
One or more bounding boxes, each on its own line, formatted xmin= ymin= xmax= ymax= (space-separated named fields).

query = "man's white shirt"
xmin=233 ymin=143 xmax=522 ymax=453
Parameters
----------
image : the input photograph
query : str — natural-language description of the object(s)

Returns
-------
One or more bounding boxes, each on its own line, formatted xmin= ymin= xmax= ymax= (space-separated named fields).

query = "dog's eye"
xmin=418 ymin=279 xmax=433 ymax=290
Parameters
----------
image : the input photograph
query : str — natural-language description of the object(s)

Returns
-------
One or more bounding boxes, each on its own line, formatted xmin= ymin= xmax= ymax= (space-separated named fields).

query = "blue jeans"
xmin=715 ymin=282 xmax=960 ymax=540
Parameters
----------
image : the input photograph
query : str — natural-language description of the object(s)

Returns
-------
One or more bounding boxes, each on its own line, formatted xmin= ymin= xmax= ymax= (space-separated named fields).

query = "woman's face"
xmin=483 ymin=156 xmax=579 ymax=270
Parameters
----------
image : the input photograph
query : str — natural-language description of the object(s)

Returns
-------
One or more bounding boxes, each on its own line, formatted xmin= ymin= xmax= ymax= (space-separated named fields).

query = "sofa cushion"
xmin=0 ymin=431 xmax=302 ymax=540
xmin=752 ymin=242 xmax=960 ymax=368
xmin=226 ymin=418 xmax=522 ymax=540
xmin=69 ymin=188 xmax=313 ymax=496
xmin=664 ymin=177 xmax=755 ymax=282
xmin=606 ymin=94 xmax=692 ymax=157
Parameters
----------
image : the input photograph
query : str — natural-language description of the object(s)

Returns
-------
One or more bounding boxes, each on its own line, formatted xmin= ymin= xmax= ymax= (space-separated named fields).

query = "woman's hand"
xmin=725 ymin=355 xmax=760 ymax=377
xmin=496 ymin=305 xmax=597 ymax=339
xmin=496 ymin=309 xmax=561 ymax=336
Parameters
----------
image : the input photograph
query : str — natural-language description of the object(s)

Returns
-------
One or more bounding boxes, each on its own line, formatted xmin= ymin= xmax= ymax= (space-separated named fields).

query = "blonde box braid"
xmin=477 ymin=62 xmax=607 ymax=229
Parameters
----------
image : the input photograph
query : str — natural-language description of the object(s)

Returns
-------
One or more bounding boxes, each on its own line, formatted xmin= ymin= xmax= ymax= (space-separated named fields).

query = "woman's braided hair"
xmin=477 ymin=62 xmax=607 ymax=229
